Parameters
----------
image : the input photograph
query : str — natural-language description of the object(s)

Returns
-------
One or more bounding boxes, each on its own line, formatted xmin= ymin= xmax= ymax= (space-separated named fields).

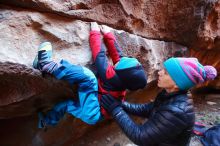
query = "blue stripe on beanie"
xmin=163 ymin=58 xmax=195 ymax=90
xmin=115 ymin=57 xmax=140 ymax=70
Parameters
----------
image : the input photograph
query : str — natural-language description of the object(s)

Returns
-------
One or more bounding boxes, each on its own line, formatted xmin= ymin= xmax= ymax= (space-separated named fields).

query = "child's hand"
xmin=90 ymin=22 xmax=100 ymax=31
xmin=100 ymin=25 xmax=111 ymax=34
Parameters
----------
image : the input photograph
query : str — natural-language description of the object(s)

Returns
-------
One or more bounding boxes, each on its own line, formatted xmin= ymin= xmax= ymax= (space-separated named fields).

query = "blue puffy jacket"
xmin=112 ymin=90 xmax=195 ymax=146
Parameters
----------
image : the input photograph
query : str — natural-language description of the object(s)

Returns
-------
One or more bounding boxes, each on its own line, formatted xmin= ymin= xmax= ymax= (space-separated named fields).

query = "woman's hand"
xmin=100 ymin=94 xmax=121 ymax=115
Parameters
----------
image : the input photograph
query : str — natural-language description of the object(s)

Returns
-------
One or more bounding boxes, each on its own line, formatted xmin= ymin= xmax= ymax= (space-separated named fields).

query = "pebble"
xmin=114 ymin=142 xmax=120 ymax=146
xmin=206 ymin=101 xmax=217 ymax=105
xmin=126 ymin=144 xmax=138 ymax=146
xmin=106 ymin=137 xmax=111 ymax=142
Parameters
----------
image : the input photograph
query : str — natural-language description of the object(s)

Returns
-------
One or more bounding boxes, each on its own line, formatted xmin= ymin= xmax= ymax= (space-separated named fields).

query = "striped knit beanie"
xmin=164 ymin=57 xmax=217 ymax=90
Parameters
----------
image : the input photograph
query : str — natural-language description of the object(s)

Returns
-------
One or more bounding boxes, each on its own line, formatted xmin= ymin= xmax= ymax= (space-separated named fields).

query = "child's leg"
xmin=40 ymin=99 xmax=74 ymax=126
xmin=41 ymin=60 xmax=102 ymax=126
xmin=101 ymin=26 xmax=124 ymax=65
xmin=73 ymin=66 xmax=102 ymax=124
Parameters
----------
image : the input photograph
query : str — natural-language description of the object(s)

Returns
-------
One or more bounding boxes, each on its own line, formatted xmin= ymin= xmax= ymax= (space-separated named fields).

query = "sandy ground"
xmin=72 ymin=92 xmax=220 ymax=146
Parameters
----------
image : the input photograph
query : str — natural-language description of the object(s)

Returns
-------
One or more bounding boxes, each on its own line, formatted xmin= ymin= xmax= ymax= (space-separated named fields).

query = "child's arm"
xmin=89 ymin=31 xmax=116 ymax=81
xmin=103 ymin=31 xmax=124 ymax=65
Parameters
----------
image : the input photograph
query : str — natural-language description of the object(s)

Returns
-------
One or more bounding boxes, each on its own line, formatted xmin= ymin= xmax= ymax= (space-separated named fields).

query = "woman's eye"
xmin=164 ymin=69 xmax=168 ymax=74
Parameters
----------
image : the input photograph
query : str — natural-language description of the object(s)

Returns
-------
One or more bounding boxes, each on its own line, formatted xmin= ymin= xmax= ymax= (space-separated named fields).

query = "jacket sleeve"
xmin=112 ymin=107 xmax=188 ymax=146
xmin=122 ymin=101 xmax=154 ymax=118
xmin=89 ymin=31 xmax=116 ymax=81
xmin=103 ymin=32 xmax=124 ymax=65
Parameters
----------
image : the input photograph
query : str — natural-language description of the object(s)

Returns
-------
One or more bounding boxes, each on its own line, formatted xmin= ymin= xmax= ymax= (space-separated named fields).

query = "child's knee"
xmin=81 ymin=67 xmax=98 ymax=89
xmin=82 ymin=112 xmax=102 ymax=125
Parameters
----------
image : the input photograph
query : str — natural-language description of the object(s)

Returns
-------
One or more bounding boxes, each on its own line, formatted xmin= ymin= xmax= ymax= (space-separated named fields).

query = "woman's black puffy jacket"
xmin=112 ymin=90 xmax=195 ymax=146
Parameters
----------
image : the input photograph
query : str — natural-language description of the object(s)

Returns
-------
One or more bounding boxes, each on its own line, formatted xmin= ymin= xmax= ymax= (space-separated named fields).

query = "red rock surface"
xmin=0 ymin=4 xmax=188 ymax=119
xmin=1 ymin=0 xmax=219 ymax=49
xmin=193 ymin=1 xmax=220 ymax=50
xmin=0 ymin=0 xmax=219 ymax=145
xmin=0 ymin=62 xmax=74 ymax=118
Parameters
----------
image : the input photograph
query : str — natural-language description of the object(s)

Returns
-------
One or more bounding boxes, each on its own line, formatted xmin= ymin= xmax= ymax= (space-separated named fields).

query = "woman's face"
xmin=157 ymin=69 xmax=178 ymax=90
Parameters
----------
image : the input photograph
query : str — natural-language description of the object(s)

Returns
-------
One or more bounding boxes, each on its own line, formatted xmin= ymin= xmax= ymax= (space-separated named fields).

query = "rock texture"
xmin=194 ymin=1 xmax=220 ymax=50
xmin=0 ymin=5 xmax=188 ymax=118
xmin=0 ymin=62 xmax=75 ymax=119
xmin=0 ymin=0 xmax=220 ymax=146
xmin=1 ymin=0 xmax=220 ymax=49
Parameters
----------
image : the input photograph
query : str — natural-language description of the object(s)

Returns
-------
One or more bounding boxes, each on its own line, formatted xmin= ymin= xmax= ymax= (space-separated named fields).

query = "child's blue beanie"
xmin=115 ymin=57 xmax=147 ymax=90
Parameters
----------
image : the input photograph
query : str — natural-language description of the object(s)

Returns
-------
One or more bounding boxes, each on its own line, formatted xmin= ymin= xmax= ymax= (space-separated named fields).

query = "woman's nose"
xmin=158 ymin=69 xmax=165 ymax=76
xmin=158 ymin=70 xmax=162 ymax=76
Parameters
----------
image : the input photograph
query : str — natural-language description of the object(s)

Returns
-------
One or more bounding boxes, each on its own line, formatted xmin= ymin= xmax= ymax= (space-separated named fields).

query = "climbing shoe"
xmin=33 ymin=42 xmax=58 ymax=74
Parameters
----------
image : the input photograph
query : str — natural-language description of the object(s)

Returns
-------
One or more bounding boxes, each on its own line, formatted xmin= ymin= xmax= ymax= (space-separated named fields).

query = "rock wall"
xmin=0 ymin=0 xmax=220 ymax=145
xmin=1 ymin=0 xmax=220 ymax=49
xmin=0 ymin=5 xmax=188 ymax=118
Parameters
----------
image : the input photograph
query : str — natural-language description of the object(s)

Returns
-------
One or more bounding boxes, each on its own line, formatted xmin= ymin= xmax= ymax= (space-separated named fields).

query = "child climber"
xmin=33 ymin=22 xmax=147 ymax=129
xmin=33 ymin=42 xmax=102 ymax=128
xmin=89 ymin=22 xmax=147 ymax=118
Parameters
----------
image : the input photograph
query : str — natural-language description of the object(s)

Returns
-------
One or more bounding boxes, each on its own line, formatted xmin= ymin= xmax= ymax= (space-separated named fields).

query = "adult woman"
xmin=101 ymin=57 xmax=217 ymax=146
